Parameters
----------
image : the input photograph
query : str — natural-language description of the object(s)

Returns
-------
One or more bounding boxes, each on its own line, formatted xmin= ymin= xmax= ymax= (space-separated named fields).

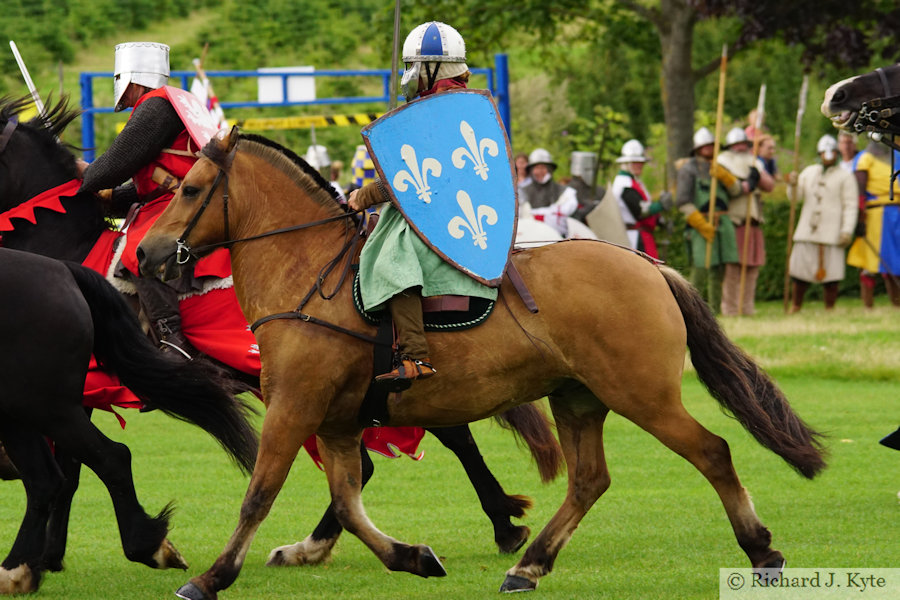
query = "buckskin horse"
xmin=138 ymin=129 xmax=827 ymax=598
xmin=0 ymin=95 xmax=560 ymax=569
xmin=0 ymin=247 xmax=258 ymax=594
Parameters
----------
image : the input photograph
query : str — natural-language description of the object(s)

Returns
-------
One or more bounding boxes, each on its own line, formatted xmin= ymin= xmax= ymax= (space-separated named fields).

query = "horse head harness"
xmin=854 ymin=67 xmax=900 ymax=140
xmin=173 ymin=144 xmax=381 ymax=346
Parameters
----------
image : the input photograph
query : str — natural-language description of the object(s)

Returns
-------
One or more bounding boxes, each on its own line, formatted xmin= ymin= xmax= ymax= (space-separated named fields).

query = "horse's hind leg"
xmin=316 ymin=434 xmax=447 ymax=578
xmin=267 ymin=439 xmax=374 ymax=566
xmin=427 ymin=425 xmax=531 ymax=553
xmin=0 ymin=426 xmax=64 ymax=594
xmin=619 ymin=399 xmax=783 ymax=569
xmin=42 ymin=412 xmax=188 ymax=570
xmin=40 ymin=447 xmax=83 ymax=572
xmin=501 ymin=391 xmax=611 ymax=592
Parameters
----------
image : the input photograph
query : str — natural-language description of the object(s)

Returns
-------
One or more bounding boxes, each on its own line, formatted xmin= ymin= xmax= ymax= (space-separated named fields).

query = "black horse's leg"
xmin=426 ymin=425 xmax=531 ymax=553
xmin=43 ymin=412 xmax=188 ymax=570
xmin=267 ymin=439 xmax=374 ymax=566
xmin=0 ymin=426 xmax=64 ymax=594
xmin=40 ymin=447 xmax=83 ymax=572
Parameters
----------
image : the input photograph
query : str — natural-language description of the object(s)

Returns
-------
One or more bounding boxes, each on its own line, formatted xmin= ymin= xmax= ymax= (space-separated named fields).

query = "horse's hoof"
xmin=154 ymin=539 xmax=189 ymax=570
xmin=418 ymin=545 xmax=447 ymax=578
xmin=499 ymin=574 xmax=537 ymax=593
xmin=0 ymin=564 xmax=38 ymax=594
xmin=496 ymin=525 xmax=531 ymax=554
xmin=175 ymin=581 xmax=212 ymax=600
xmin=266 ymin=537 xmax=334 ymax=566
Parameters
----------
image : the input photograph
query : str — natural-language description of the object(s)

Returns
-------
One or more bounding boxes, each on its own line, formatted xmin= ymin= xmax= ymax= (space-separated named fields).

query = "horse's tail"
xmin=659 ymin=265 xmax=826 ymax=479
xmin=495 ymin=404 xmax=563 ymax=483
xmin=64 ymin=262 xmax=258 ymax=475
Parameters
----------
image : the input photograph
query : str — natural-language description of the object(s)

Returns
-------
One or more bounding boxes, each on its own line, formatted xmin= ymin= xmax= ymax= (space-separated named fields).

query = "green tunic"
xmin=686 ymin=167 xmax=738 ymax=268
xmin=359 ymin=203 xmax=499 ymax=311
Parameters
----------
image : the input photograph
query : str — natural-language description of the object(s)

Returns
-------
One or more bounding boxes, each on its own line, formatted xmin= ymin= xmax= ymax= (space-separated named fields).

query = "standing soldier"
xmin=78 ymin=42 xmax=232 ymax=355
xmin=612 ymin=139 xmax=671 ymax=258
xmin=717 ymin=127 xmax=775 ymax=316
xmin=518 ymin=148 xmax=579 ymax=236
xmin=676 ymin=127 xmax=743 ymax=313
xmin=787 ymin=135 xmax=858 ymax=312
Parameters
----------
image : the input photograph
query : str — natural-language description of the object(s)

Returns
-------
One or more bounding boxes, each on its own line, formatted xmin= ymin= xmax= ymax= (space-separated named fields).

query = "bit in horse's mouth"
xmin=830 ymin=110 xmax=856 ymax=129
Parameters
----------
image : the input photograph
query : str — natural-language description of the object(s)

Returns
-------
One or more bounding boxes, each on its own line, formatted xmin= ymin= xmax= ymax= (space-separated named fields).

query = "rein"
xmin=174 ymin=160 xmax=384 ymax=347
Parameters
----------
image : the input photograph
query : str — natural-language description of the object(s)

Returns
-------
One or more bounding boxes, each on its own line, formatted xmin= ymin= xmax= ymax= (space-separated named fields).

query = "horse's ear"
xmin=225 ymin=125 xmax=241 ymax=153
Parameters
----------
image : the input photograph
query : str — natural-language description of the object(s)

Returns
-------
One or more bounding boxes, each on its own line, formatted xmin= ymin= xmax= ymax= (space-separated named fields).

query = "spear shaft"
xmin=783 ymin=75 xmax=809 ymax=312
xmin=704 ymin=45 xmax=728 ymax=302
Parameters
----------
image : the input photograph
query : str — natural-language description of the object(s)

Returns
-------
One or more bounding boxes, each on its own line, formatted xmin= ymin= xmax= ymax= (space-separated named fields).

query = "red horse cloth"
xmin=302 ymin=427 xmax=426 ymax=470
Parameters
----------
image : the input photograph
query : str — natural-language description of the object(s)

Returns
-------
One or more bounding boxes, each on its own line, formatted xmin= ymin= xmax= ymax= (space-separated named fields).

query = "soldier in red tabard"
xmin=79 ymin=42 xmax=230 ymax=356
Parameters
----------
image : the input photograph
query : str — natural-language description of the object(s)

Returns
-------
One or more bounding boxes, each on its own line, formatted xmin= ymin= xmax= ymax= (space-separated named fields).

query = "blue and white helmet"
xmin=400 ymin=22 xmax=468 ymax=100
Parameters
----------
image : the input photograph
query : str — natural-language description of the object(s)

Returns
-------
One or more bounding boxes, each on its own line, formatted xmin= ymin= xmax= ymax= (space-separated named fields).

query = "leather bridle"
xmin=172 ymin=157 xmax=382 ymax=345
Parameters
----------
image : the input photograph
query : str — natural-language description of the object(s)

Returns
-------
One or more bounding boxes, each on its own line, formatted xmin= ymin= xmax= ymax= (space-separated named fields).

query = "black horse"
xmin=0 ymin=96 xmax=562 ymax=568
xmin=0 ymin=247 xmax=259 ymax=593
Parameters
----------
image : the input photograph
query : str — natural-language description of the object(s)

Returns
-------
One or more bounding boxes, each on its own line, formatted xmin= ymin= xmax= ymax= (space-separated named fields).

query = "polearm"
xmin=782 ymin=75 xmax=809 ymax=313
xmin=9 ymin=41 xmax=46 ymax=117
xmin=737 ymin=83 xmax=766 ymax=316
xmin=388 ymin=0 xmax=402 ymax=111
xmin=704 ymin=45 xmax=729 ymax=302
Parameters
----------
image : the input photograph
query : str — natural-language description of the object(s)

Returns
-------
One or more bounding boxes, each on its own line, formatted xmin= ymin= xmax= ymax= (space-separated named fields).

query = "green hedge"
xmin=653 ymin=190 xmax=876 ymax=302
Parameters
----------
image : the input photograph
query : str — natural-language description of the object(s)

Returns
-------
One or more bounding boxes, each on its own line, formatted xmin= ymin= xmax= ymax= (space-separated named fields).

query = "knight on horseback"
xmin=78 ymin=41 xmax=228 ymax=357
xmin=347 ymin=22 xmax=500 ymax=389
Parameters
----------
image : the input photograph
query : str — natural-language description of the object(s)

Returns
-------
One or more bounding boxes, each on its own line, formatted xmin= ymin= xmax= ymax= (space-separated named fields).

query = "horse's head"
xmin=137 ymin=129 xmax=238 ymax=281
xmin=139 ymin=126 xmax=349 ymax=281
xmin=821 ymin=65 xmax=900 ymax=132
xmin=0 ymin=96 xmax=81 ymax=211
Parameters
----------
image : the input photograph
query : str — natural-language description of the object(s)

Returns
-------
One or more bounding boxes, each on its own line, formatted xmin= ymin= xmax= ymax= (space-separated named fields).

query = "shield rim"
xmin=361 ymin=88 xmax=518 ymax=287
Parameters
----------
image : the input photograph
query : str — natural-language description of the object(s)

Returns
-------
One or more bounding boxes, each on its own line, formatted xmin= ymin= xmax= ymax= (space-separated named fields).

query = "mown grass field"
xmin=1 ymin=299 xmax=898 ymax=599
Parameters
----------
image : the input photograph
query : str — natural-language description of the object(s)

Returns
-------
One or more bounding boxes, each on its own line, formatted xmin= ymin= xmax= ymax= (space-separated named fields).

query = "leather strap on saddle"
xmin=506 ymin=258 xmax=539 ymax=313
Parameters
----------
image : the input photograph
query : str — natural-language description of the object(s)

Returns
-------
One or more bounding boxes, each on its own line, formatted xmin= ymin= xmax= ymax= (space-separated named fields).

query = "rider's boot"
xmin=134 ymin=275 xmax=194 ymax=359
xmin=374 ymin=287 xmax=435 ymax=390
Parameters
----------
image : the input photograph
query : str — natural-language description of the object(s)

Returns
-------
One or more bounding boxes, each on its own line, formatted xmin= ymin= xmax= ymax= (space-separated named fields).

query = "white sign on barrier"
xmin=257 ymin=66 xmax=316 ymax=103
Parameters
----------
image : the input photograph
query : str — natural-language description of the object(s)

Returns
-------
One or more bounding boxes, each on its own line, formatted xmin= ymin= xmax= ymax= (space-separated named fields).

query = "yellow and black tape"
xmin=237 ymin=113 xmax=382 ymax=131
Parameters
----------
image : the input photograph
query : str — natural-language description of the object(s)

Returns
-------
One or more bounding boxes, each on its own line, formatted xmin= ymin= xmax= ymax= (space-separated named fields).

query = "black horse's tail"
xmin=64 ymin=262 xmax=258 ymax=474
xmin=495 ymin=404 xmax=563 ymax=483
xmin=659 ymin=265 xmax=826 ymax=479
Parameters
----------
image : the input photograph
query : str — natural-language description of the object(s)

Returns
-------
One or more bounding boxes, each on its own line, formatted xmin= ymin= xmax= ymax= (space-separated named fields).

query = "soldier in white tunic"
xmin=717 ymin=127 xmax=775 ymax=315
xmin=788 ymin=135 xmax=858 ymax=312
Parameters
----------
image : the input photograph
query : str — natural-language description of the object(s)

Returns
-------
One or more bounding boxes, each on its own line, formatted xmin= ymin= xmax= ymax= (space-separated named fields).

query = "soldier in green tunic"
xmin=348 ymin=22 xmax=498 ymax=388
xmin=675 ymin=127 xmax=742 ymax=313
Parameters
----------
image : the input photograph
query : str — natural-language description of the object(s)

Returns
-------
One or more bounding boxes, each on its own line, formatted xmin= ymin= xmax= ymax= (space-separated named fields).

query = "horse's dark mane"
xmin=202 ymin=130 xmax=345 ymax=214
xmin=0 ymin=95 xmax=81 ymax=179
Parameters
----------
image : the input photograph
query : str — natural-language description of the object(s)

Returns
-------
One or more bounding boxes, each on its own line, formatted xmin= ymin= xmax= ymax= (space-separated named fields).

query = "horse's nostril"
xmin=135 ymin=246 xmax=146 ymax=263
xmin=833 ymin=89 xmax=846 ymax=103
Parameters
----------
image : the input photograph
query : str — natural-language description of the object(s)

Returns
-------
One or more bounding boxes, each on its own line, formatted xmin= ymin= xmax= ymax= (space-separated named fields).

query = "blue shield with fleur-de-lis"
xmin=361 ymin=89 xmax=517 ymax=287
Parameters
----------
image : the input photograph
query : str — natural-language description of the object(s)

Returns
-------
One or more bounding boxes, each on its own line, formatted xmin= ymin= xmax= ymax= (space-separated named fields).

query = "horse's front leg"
xmin=266 ymin=439 xmax=374 ymax=567
xmin=317 ymin=434 xmax=447 ymax=578
xmin=176 ymin=397 xmax=318 ymax=600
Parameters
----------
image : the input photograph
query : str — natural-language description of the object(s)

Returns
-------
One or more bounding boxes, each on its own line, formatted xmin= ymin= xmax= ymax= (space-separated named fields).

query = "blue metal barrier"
xmin=79 ymin=54 xmax=510 ymax=161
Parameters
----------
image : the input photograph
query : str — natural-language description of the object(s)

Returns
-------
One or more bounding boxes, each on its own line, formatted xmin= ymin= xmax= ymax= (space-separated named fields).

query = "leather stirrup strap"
xmin=506 ymin=259 xmax=539 ymax=313
xmin=358 ymin=317 xmax=396 ymax=427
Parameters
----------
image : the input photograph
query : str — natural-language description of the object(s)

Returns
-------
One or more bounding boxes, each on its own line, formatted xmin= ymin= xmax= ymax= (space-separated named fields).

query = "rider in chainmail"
xmin=78 ymin=42 xmax=203 ymax=356
xmin=81 ymin=98 xmax=182 ymax=216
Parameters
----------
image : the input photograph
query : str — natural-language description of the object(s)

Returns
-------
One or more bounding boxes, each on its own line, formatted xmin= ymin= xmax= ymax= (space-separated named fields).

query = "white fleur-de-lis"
xmin=447 ymin=190 xmax=498 ymax=250
xmin=451 ymin=120 xmax=499 ymax=181
xmin=392 ymin=144 xmax=442 ymax=203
